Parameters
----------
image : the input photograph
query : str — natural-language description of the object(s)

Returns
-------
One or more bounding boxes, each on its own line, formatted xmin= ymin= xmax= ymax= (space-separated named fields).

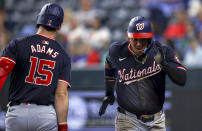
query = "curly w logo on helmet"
xmin=136 ymin=23 xmax=144 ymax=31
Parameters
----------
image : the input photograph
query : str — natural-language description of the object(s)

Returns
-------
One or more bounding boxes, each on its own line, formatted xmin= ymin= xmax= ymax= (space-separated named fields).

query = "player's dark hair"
xmin=37 ymin=24 xmax=57 ymax=32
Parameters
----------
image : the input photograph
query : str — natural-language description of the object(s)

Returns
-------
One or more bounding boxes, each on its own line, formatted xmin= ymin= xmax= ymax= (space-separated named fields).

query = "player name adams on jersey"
xmin=1 ymin=34 xmax=71 ymax=105
xmin=106 ymin=40 xmax=186 ymax=115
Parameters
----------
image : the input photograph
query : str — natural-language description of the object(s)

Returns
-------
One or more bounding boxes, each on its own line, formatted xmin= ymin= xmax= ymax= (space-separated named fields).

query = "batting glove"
xmin=154 ymin=41 xmax=168 ymax=68
xmin=99 ymin=94 xmax=115 ymax=116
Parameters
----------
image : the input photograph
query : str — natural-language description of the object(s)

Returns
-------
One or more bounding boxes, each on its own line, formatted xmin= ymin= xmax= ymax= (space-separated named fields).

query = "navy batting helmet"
xmin=37 ymin=3 xmax=64 ymax=29
xmin=127 ymin=16 xmax=152 ymax=39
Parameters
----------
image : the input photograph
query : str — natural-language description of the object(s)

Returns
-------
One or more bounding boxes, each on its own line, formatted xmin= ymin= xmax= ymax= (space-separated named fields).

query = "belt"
xmin=8 ymin=101 xmax=51 ymax=107
xmin=8 ymin=101 xmax=31 ymax=107
xmin=117 ymin=107 xmax=162 ymax=123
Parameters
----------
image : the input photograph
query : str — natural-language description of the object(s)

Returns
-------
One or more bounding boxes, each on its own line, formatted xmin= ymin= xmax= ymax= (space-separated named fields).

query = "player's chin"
xmin=136 ymin=49 xmax=144 ymax=55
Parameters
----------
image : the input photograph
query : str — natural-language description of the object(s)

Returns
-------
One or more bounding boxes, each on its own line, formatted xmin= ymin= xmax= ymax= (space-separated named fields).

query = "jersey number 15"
xmin=25 ymin=56 xmax=55 ymax=86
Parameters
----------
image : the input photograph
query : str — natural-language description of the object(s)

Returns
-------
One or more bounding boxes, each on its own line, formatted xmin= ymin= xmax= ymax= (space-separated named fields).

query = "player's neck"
xmin=36 ymin=27 xmax=56 ymax=40
xmin=129 ymin=44 xmax=139 ymax=56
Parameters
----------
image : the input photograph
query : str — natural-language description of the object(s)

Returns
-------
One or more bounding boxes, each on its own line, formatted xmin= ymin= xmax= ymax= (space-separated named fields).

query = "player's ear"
xmin=57 ymin=26 xmax=62 ymax=31
xmin=126 ymin=32 xmax=129 ymax=40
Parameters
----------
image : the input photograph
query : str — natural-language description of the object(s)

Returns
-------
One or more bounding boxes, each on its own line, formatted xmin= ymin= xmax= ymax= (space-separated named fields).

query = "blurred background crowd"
xmin=0 ymin=0 xmax=202 ymax=69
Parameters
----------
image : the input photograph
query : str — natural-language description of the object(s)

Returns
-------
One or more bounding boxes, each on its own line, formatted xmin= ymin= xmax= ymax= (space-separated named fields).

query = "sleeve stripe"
xmin=58 ymin=79 xmax=71 ymax=88
xmin=177 ymin=66 xmax=186 ymax=71
xmin=105 ymin=79 xmax=116 ymax=82
xmin=1 ymin=56 xmax=16 ymax=64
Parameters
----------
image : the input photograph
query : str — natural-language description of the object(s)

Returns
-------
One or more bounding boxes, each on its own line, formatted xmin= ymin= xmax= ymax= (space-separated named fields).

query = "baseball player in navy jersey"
xmin=0 ymin=3 xmax=70 ymax=131
xmin=99 ymin=16 xmax=187 ymax=131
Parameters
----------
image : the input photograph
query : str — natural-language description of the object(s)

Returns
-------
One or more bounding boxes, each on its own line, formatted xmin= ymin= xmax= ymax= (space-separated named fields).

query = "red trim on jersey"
xmin=0 ymin=57 xmax=15 ymax=77
xmin=36 ymin=34 xmax=55 ymax=40
xmin=0 ymin=57 xmax=15 ymax=91
xmin=127 ymin=32 xmax=153 ymax=38
xmin=127 ymin=43 xmax=137 ymax=56
xmin=177 ymin=66 xmax=186 ymax=71
xmin=1 ymin=56 xmax=16 ymax=64
xmin=58 ymin=79 xmax=71 ymax=88
xmin=105 ymin=79 xmax=116 ymax=82
xmin=0 ymin=75 xmax=7 ymax=91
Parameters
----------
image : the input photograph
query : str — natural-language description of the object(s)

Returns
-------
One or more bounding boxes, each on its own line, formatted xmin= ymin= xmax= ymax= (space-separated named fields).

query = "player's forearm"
xmin=54 ymin=91 xmax=68 ymax=123
xmin=105 ymin=61 xmax=116 ymax=96
xmin=105 ymin=77 xmax=116 ymax=96
xmin=165 ymin=63 xmax=187 ymax=86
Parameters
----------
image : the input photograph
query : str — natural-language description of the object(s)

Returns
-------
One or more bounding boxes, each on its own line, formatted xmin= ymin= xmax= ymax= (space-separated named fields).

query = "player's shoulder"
xmin=13 ymin=35 xmax=36 ymax=45
xmin=162 ymin=44 xmax=174 ymax=54
xmin=60 ymin=51 xmax=71 ymax=66
xmin=54 ymin=42 xmax=69 ymax=57
xmin=109 ymin=41 xmax=128 ymax=54
xmin=155 ymin=42 xmax=175 ymax=57
xmin=54 ymin=42 xmax=71 ymax=62
xmin=62 ymin=49 xmax=71 ymax=61
xmin=18 ymin=34 xmax=35 ymax=41
xmin=153 ymin=40 xmax=174 ymax=53
xmin=7 ymin=35 xmax=33 ymax=48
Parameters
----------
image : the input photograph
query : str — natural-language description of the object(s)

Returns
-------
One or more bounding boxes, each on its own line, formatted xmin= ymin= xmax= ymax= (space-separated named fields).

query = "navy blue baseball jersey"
xmin=2 ymin=34 xmax=71 ymax=105
xmin=107 ymin=40 xmax=185 ymax=114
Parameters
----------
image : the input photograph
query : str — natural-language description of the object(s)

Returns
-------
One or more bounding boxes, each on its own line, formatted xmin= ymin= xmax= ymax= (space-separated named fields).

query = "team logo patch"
xmin=47 ymin=20 xmax=52 ymax=26
xmin=136 ymin=23 xmax=144 ymax=31
xmin=119 ymin=57 xmax=127 ymax=61
xmin=42 ymin=40 xmax=49 ymax=45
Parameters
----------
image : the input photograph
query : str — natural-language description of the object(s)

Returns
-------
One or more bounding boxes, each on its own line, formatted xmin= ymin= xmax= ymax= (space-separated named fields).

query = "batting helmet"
xmin=36 ymin=3 xmax=64 ymax=29
xmin=127 ymin=16 xmax=152 ymax=39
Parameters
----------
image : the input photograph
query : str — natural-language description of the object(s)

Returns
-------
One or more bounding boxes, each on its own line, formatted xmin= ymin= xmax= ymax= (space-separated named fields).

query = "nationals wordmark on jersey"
xmin=118 ymin=61 xmax=161 ymax=85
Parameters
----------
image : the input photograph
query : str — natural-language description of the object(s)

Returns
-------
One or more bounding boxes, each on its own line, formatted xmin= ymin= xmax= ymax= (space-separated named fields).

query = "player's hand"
xmin=58 ymin=122 xmax=68 ymax=131
xmin=106 ymin=94 xmax=115 ymax=105
xmin=99 ymin=95 xmax=115 ymax=116
xmin=154 ymin=41 xmax=167 ymax=68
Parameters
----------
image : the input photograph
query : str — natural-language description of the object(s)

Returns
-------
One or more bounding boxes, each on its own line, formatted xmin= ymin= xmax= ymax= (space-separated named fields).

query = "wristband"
xmin=105 ymin=77 xmax=116 ymax=96
xmin=58 ymin=122 xmax=68 ymax=131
